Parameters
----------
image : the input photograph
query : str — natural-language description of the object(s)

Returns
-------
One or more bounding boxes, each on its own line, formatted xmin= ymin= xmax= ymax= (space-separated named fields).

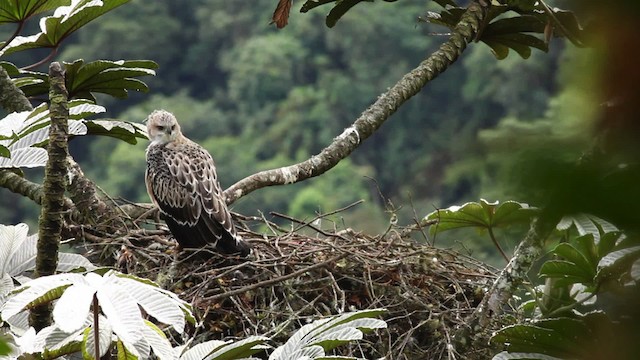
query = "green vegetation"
xmin=0 ymin=0 xmax=638 ymax=358
xmin=3 ymin=0 xmax=572 ymax=262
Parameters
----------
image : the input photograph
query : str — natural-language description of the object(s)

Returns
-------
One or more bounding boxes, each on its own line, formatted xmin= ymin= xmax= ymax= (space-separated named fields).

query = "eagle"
xmin=144 ymin=110 xmax=250 ymax=256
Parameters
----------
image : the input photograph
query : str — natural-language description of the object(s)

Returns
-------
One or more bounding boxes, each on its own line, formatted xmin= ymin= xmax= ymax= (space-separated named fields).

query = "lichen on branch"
xmin=223 ymin=1 xmax=489 ymax=205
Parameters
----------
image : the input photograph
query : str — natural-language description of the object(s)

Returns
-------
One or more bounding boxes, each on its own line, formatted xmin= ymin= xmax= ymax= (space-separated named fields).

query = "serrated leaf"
xmin=8 ymin=59 xmax=157 ymax=101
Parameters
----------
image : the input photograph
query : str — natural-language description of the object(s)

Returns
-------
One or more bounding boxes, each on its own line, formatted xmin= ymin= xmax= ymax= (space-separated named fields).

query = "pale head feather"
xmin=146 ymin=109 xmax=183 ymax=145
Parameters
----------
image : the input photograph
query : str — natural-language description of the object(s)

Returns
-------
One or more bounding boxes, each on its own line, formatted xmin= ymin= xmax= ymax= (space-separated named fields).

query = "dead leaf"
xmin=271 ymin=0 xmax=293 ymax=29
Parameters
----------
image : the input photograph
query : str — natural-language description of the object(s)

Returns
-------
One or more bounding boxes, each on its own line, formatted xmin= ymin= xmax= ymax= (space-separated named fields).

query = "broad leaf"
xmin=0 ymin=0 xmax=131 ymax=57
xmin=552 ymin=242 xmax=595 ymax=278
xmin=300 ymin=0 xmax=399 ymax=27
xmin=426 ymin=199 xmax=535 ymax=235
xmin=0 ymin=223 xmax=95 ymax=280
xmin=595 ymin=245 xmax=640 ymax=283
xmin=0 ymin=0 xmax=70 ymax=24
xmin=270 ymin=309 xmax=386 ymax=360
xmin=538 ymin=260 xmax=591 ymax=285
xmin=423 ymin=2 xmax=584 ymax=59
xmin=179 ymin=340 xmax=229 ymax=360
xmin=205 ymin=336 xmax=270 ymax=360
xmin=493 ymin=351 xmax=563 ymax=360
xmin=142 ymin=321 xmax=174 ymax=360
xmin=490 ymin=318 xmax=590 ymax=358
xmin=1 ymin=59 xmax=157 ymax=101
xmin=82 ymin=315 xmax=113 ymax=360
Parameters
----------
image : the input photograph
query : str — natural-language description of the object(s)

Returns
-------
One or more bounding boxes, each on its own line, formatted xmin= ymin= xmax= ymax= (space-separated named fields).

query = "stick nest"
xmin=86 ymin=213 xmax=501 ymax=359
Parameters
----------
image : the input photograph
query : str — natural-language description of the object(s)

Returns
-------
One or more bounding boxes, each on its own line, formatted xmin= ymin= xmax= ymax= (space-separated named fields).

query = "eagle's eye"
xmin=156 ymin=125 xmax=165 ymax=131
xmin=171 ymin=125 xmax=176 ymax=131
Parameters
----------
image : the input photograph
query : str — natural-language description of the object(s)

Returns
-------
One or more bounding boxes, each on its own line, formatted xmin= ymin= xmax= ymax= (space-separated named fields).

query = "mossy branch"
xmin=30 ymin=62 xmax=69 ymax=331
xmin=223 ymin=1 xmax=489 ymax=205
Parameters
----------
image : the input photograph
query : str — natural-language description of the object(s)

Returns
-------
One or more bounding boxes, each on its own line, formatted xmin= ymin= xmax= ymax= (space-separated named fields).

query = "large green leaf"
xmin=269 ymin=309 xmax=386 ymax=360
xmin=595 ymin=245 xmax=640 ymax=283
xmin=0 ymin=100 xmax=110 ymax=168
xmin=490 ymin=317 xmax=591 ymax=358
xmin=0 ymin=0 xmax=131 ymax=56
xmin=422 ymin=2 xmax=584 ymax=59
xmin=493 ymin=351 xmax=563 ymax=360
xmin=0 ymin=0 xmax=70 ymax=24
xmin=0 ymin=59 xmax=157 ymax=101
xmin=426 ymin=199 xmax=536 ymax=236
xmin=538 ymin=260 xmax=591 ymax=285
xmin=552 ymin=242 xmax=596 ymax=278
xmin=204 ymin=336 xmax=270 ymax=360
xmin=492 ymin=313 xmax=615 ymax=359
xmin=300 ymin=0 xmax=398 ymax=27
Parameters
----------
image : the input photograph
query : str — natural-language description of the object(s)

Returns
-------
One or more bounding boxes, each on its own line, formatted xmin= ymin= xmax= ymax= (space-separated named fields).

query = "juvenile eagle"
xmin=145 ymin=110 xmax=250 ymax=256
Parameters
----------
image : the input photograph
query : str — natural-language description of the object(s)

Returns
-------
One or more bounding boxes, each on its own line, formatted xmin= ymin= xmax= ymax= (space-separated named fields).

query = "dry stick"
xmin=222 ymin=1 xmax=488 ymax=206
xmin=202 ymin=253 xmax=349 ymax=303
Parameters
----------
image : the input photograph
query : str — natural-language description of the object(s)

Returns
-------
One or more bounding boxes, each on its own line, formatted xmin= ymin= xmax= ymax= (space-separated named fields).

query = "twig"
xmin=202 ymin=253 xmax=348 ymax=303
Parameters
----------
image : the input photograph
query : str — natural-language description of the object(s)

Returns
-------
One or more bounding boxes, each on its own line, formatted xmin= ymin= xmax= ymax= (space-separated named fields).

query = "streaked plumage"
xmin=144 ymin=110 xmax=250 ymax=256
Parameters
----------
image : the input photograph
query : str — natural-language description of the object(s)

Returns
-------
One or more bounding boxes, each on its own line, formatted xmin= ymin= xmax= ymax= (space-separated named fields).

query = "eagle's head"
xmin=146 ymin=109 xmax=182 ymax=145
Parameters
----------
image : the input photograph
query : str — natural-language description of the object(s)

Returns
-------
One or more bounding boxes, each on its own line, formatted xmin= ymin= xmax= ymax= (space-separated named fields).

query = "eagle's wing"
xmin=146 ymin=142 xmax=246 ymax=253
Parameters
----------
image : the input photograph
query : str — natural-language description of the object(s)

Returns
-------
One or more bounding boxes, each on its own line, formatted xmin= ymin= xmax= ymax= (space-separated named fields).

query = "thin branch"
xmin=22 ymin=46 xmax=59 ymax=71
xmin=222 ymin=1 xmax=488 ymax=205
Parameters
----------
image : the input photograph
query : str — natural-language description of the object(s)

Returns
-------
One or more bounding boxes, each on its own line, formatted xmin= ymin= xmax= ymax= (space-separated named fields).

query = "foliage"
xmin=1 ymin=269 xmax=195 ymax=359
xmin=1 ymin=59 xmax=157 ymax=102
xmin=0 ymin=100 xmax=146 ymax=168
xmin=0 ymin=223 xmax=95 ymax=298
xmin=269 ymin=308 xmax=387 ymax=360
xmin=421 ymin=0 xmax=585 ymax=59
xmin=428 ymin=201 xmax=640 ymax=358
xmin=0 ymin=0 xmax=131 ymax=58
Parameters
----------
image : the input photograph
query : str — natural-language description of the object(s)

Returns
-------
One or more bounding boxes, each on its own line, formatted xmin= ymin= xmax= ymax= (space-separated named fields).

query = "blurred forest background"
xmin=0 ymin=0 xmax=597 ymax=264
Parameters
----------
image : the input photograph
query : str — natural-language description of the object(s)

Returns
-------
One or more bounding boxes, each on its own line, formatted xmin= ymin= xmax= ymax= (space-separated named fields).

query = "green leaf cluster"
xmin=422 ymin=1 xmax=585 ymax=59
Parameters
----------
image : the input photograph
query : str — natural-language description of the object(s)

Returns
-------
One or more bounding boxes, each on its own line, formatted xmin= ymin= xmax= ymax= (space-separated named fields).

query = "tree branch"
xmin=30 ymin=62 xmax=69 ymax=331
xmin=0 ymin=65 xmax=32 ymax=113
xmin=223 ymin=1 xmax=489 ymax=205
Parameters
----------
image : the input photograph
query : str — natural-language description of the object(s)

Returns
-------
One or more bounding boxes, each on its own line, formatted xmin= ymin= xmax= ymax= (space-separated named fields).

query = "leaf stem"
xmin=488 ymin=226 xmax=509 ymax=263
